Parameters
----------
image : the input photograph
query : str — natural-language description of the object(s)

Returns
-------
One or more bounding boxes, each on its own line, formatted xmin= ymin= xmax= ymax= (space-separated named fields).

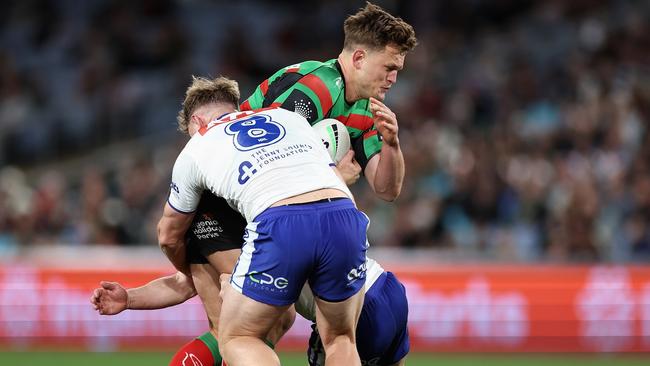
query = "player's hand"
xmin=369 ymin=97 xmax=399 ymax=147
xmin=90 ymin=281 xmax=128 ymax=315
xmin=336 ymin=150 xmax=361 ymax=186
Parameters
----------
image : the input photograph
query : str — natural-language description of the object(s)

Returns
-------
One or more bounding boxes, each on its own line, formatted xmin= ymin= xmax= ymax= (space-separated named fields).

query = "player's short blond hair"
xmin=343 ymin=2 xmax=417 ymax=53
xmin=177 ymin=76 xmax=240 ymax=134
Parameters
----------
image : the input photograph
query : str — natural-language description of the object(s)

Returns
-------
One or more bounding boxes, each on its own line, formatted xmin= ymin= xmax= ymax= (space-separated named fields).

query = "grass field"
xmin=1 ymin=351 xmax=650 ymax=366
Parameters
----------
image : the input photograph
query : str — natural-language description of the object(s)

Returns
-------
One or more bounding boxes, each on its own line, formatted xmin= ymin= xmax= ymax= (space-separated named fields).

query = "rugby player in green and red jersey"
xmin=240 ymin=2 xmax=417 ymax=202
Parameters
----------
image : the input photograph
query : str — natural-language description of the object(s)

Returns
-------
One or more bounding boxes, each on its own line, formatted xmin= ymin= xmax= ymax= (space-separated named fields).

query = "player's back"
xmin=179 ymin=108 xmax=351 ymax=221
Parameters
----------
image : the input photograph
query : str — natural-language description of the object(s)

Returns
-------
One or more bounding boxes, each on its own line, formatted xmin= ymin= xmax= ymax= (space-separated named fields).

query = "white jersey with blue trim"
xmin=168 ymin=108 xmax=351 ymax=222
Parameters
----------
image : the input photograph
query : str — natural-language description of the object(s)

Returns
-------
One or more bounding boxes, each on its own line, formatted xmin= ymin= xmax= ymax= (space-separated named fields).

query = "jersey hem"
xmin=167 ymin=199 xmax=196 ymax=215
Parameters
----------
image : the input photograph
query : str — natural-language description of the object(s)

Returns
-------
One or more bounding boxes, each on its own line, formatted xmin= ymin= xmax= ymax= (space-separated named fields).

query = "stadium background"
xmin=1 ymin=0 xmax=650 ymax=364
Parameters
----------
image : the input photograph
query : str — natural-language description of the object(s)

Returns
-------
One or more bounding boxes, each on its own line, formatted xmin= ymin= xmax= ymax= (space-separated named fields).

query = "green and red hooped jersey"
xmin=240 ymin=59 xmax=383 ymax=169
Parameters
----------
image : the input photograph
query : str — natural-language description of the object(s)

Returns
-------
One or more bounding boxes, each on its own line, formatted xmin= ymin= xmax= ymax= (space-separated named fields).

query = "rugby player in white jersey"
xmin=157 ymin=77 xmax=369 ymax=366
xmin=94 ymin=77 xmax=302 ymax=366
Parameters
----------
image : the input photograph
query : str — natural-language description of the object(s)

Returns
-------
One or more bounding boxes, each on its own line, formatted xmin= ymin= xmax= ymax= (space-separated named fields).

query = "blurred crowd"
xmin=1 ymin=0 xmax=649 ymax=262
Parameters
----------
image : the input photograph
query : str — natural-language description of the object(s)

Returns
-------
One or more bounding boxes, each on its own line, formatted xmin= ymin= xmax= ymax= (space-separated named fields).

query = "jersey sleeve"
xmin=341 ymin=101 xmax=382 ymax=169
xmin=167 ymin=150 xmax=203 ymax=214
xmin=352 ymin=127 xmax=383 ymax=169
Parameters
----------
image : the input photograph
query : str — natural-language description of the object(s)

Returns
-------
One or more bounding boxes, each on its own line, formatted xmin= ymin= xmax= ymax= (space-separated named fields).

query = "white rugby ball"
xmin=312 ymin=118 xmax=351 ymax=163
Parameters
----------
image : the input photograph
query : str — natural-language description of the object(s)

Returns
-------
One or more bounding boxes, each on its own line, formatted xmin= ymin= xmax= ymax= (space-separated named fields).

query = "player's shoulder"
xmin=285 ymin=59 xmax=342 ymax=88
xmin=309 ymin=59 xmax=344 ymax=88
xmin=282 ymin=59 xmax=336 ymax=74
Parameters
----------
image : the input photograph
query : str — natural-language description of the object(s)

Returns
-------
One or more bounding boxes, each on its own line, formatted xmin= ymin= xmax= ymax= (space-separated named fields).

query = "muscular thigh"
xmin=191 ymin=248 xmax=241 ymax=330
xmin=190 ymin=263 xmax=222 ymax=329
xmin=219 ymin=283 xmax=289 ymax=340
xmin=206 ymin=248 xmax=241 ymax=275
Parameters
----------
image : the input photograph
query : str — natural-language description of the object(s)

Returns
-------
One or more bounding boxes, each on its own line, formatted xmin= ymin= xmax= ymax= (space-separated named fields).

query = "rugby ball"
xmin=312 ymin=118 xmax=351 ymax=163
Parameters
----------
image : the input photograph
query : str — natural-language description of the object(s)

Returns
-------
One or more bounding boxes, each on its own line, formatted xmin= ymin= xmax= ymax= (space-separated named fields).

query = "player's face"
xmin=357 ymin=44 xmax=404 ymax=101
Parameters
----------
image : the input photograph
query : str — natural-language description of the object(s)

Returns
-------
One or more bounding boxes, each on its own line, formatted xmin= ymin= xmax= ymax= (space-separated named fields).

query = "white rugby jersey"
xmin=296 ymin=257 xmax=385 ymax=322
xmin=168 ymin=108 xmax=351 ymax=221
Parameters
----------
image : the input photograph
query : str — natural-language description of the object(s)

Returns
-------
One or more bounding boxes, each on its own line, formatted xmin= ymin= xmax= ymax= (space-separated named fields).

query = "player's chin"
xmin=374 ymin=91 xmax=386 ymax=101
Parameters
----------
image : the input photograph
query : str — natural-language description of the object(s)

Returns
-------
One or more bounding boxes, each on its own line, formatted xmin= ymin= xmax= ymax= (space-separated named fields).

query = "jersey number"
xmin=225 ymin=114 xmax=286 ymax=151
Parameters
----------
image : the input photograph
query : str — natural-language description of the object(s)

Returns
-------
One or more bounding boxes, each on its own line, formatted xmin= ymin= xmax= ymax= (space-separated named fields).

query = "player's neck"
xmin=337 ymin=54 xmax=359 ymax=104
xmin=210 ymin=104 xmax=237 ymax=121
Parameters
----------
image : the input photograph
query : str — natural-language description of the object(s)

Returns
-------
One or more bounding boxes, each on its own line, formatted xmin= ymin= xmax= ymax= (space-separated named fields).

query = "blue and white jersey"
xmin=168 ymin=108 xmax=351 ymax=221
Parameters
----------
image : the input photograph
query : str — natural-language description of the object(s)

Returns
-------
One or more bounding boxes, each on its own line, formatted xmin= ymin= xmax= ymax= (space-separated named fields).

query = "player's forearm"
xmin=158 ymin=214 xmax=191 ymax=276
xmin=371 ymin=141 xmax=404 ymax=201
xmin=126 ymin=272 xmax=197 ymax=310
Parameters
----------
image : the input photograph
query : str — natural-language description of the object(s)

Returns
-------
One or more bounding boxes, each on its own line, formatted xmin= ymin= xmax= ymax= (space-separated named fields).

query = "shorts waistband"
xmin=286 ymin=197 xmax=348 ymax=206
xmin=254 ymin=198 xmax=355 ymax=222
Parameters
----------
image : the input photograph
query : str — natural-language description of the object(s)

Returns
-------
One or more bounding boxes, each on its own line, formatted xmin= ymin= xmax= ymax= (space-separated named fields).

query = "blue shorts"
xmin=230 ymin=198 xmax=368 ymax=306
xmin=357 ymin=271 xmax=410 ymax=364
xmin=308 ymin=271 xmax=410 ymax=366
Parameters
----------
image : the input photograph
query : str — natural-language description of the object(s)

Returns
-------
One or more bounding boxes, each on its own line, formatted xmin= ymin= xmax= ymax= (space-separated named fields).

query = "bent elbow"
xmin=157 ymin=222 xmax=180 ymax=251
xmin=374 ymin=183 xmax=401 ymax=202
xmin=381 ymin=191 xmax=400 ymax=202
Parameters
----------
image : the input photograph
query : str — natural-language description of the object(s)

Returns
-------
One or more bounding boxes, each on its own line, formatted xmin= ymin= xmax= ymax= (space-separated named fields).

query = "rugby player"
xmin=92 ymin=77 xmax=301 ymax=366
xmin=241 ymin=2 xmax=417 ymax=202
xmin=93 ymin=100 xmax=409 ymax=364
xmin=157 ymin=77 xmax=368 ymax=366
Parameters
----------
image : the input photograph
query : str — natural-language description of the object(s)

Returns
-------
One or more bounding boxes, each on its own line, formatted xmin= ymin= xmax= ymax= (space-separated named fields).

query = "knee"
xmin=217 ymin=322 xmax=236 ymax=355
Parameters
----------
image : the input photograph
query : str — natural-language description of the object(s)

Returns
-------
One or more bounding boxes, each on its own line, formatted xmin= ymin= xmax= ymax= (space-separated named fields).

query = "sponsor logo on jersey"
xmin=347 ymin=262 xmax=367 ymax=284
xmin=170 ymin=182 xmax=179 ymax=194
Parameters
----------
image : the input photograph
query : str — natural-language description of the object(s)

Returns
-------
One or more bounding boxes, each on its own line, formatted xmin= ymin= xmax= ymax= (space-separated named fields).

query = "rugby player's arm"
xmin=158 ymin=203 xmax=195 ymax=276
xmin=126 ymin=271 xmax=197 ymax=309
xmin=364 ymin=140 xmax=404 ymax=202
xmin=91 ymin=272 xmax=196 ymax=315
xmin=90 ymin=272 xmax=196 ymax=315
xmin=363 ymin=97 xmax=404 ymax=201
xmin=160 ymin=151 xmax=202 ymax=276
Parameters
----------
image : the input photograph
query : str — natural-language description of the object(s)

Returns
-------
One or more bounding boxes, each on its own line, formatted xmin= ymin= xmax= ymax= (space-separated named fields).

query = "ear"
xmin=191 ymin=114 xmax=208 ymax=128
xmin=352 ymin=49 xmax=366 ymax=70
